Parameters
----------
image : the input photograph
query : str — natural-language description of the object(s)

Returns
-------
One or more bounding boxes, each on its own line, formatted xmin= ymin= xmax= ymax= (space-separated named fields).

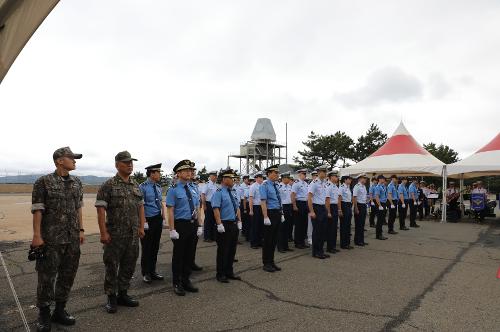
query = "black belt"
xmin=221 ymin=220 xmax=236 ymax=223
xmin=174 ymin=219 xmax=194 ymax=223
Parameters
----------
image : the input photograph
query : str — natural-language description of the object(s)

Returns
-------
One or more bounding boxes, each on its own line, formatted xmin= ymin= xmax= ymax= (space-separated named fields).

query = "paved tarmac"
xmin=1 ymin=218 xmax=500 ymax=332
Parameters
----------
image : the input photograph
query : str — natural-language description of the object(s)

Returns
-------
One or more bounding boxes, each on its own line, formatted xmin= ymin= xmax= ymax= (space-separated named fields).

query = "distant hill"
xmin=0 ymin=174 xmax=110 ymax=185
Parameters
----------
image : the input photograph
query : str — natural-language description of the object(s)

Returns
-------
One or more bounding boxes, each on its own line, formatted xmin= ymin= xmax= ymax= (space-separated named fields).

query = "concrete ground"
xmin=1 ymin=218 xmax=500 ymax=332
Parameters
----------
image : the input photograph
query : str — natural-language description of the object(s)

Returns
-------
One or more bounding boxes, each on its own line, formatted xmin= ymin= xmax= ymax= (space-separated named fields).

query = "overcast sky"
xmin=1 ymin=0 xmax=499 ymax=176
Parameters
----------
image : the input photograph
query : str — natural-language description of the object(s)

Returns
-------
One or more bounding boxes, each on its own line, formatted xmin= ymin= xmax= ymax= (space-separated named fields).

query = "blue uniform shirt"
xmin=249 ymin=182 xmax=262 ymax=205
xmin=166 ymin=181 xmax=196 ymax=220
xmin=339 ymin=184 xmax=352 ymax=203
xmin=398 ymin=183 xmax=409 ymax=200
xmin=409 ymin=183 xmax=418 ymax=201
xmin=375 ymin=183 xmax=388 ymax=203
xmin=189 ymin=182 xmax=200 ymax=208
xmin=211 ymin=186 xmax=239 ymax=221
xmin=308 ymin=179 xmax=327 ymax=205
xmin=387 ymin=182 xmax=398 ymax=202
xmin=291 ymin=179 xmax=308 ymax=201
xmin=201 ymin=180 xmax=217 ymax=202
xmin=369 ymin=184 xmax=377 ymax=200
xmin=325 ymin=181 xmax=340 ymax=205
xmin=139 ymin=179 xmax=162 ymax=217
xmin=259 ymin=180 xmax=282 ymax=210
xmin=353 ymin=183 xmax=367 ymax=204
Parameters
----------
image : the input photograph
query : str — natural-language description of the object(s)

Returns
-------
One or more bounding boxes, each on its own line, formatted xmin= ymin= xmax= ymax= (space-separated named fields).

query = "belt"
xmin=221 ymin=220 xmax=236 ymax=223
xmin=174 ymin=219 xmax=194 ymax=223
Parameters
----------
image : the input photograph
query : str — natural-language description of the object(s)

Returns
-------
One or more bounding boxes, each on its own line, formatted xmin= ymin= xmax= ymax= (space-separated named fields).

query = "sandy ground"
xmin=0 ymin=194 xmax=101 ymax=242
xmin=1 ymin=218 xmax=500 ymax=331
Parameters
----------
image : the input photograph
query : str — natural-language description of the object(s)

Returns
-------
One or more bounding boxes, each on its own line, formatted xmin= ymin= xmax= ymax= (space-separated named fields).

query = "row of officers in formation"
xmin=30 ymin=147 xmax=423 ymax=332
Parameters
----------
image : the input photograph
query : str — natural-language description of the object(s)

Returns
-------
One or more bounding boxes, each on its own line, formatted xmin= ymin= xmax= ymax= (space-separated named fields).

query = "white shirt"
xmin=325 ymin=181 xmax=340 ymax=205
xmin=308 ymin=178 xmax=328 ymax=205
xmin=353 ymin=183 xmax=368 ymax=204
xmin=249 ymin=182 xmax=262 ymax=205
xmin=201 ymin=180 xmax=218 ymax=202
xmin=339 ymin=184 xmax=352 ymax=203
xmin=279 ymin=183 xmax=292 ymax=205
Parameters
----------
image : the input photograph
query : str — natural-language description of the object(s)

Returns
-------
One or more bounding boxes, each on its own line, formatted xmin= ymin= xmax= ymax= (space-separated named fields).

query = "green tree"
xmin=197 ymin=166 xmax=209 ymax=182
xmin=293 ymin=131 xmax=355 ymax=169
xmin=353 ymin=123 xmax=388 ymax=162
xmin=132 ymin=171 xmax=146 ymax=184
xmin=423 ymin=143 xmax=459 ymax=164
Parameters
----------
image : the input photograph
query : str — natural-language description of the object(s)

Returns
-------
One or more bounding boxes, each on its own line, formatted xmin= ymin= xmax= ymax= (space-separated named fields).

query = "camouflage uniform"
xmin=31 ymin=172 xmax=83 ymax=308
xmin=95 ymin=175 xmax=144 ymax=295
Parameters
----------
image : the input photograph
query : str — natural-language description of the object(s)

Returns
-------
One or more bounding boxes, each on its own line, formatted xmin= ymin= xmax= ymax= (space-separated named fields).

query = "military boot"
xmin=37 ymin=305 xmax=51 ymax=332
xmin=117 ymin=290 xmax=139 ymax=307
xmin=51 ymin=301 xmax=76 ymax=325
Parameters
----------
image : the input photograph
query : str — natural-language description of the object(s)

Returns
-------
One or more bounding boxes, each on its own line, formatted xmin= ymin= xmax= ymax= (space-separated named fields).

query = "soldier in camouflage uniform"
xmin=95 ymin=151 xmax=146 ymax=313
xmin=31 ymin=147 xmax=85 ymax=332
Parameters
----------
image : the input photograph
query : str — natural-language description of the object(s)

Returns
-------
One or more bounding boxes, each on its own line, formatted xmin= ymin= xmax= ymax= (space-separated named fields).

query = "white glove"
xmin=197 ymin=226 xmax=203 ymax=237
xmin=390 ymin=204 xmax=395 ymax=209
xmin=217 ymin=223 xmax=225 ymax=233
xmin=264 ymin=217 xmax=271 ymax=226
xmin=402 ymin=204 xmax=406 ymax=208
xmin=169 ymin=229 xmax=179 ymax=240
xmin=281 ymin=215 xmax=285 ymax=223
xmin=370 ymin=201 xmax=375 ymax=206
xmin=378 ymin=206 xmax=384 ymax=211
xmin=237 ymin=221 xmax=242 ymax=230
xmin=143 ymin=222 xmax=149 ymax=230
xmin=417 ymin=201 xmax=421 ymax=206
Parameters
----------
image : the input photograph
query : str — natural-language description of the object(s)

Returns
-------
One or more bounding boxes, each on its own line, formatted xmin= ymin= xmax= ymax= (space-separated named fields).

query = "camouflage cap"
xmin=115 ymin=151 xmax=137 ymax=162
xmin=53 ymin=147 xmax=82 ymax=161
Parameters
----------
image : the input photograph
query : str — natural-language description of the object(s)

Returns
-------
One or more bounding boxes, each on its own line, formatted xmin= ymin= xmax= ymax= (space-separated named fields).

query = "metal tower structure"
xmin=228 ymin=118 xmax=286 ymax=175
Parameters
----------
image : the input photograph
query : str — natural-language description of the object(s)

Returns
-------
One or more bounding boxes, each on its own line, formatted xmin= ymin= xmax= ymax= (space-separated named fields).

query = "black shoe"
xmin=151 ymin=272 xmax=164 ymax=280
xmin=105 ymin=294 xmax=117 ymax=313
xmin=117 ymin=290 xmax=139 ymax=307
xmin=323 ymin=254 xmax=331 ymax=258
xmin=216 ymin=275 xmax=229 ymax=283
xmin=285 ymin=248 xmax=294 ymax=252
xmin=355 ymin=242 xmax=365 ymax=246
xmin=400 ymin=227 xmax=410 ymax=231
xmin=362 ymin=242 xmax=369 ymax=246
xmin=278 ymin=249 xmax=287 ymax=253
xmin=182 ymin=281 xmax=199 ymax=293
xmin=251 ymin=246 xmax=260 ymax=249
xmin=341 ymin=246 xmax=354 ymax=250
xmin=294 ymin=244 xmax=306 ymax=249
xmin=263 ymin=264 xmax=276 ymax=272
xmin=143 ymin=274 xmax=152 ymax=284
xmin=326 ymin=249 xmax=337 ymax=254
xmin=173 ymin=284 xmax=186 ymax=296
xmin=191 ymin=263 xmax=203 ymax=271
xmin=364 ymin=229 xmax=368 ymax=231
xmin=410 ymin=224 xmax=420 ymax=228
xmin=303 ymin=244 xmax=311 ymax=248
xmin=226 ymin=274 xmax=242 ymax=280
xmin=272 ymin=264 xmax=282 ymax=271
xmin=233 ymin=258 xmax=239 ymax=262
xmin=388 ymin=230 xmax=398 ymax=235
xmin=313 ymin=254 xmax=327 ymax=259
xmin=376 ymin=236 xmax=388 ymax=240
xmin=37 ymin=306 xmax=51 ymax=331
xmin=203 ymin=239 xmax=213 ymax=243
xmin=51 ymin=302 xmax=76 ymax=326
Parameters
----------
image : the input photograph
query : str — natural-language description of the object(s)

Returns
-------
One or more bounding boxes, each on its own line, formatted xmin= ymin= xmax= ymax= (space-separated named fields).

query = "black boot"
xmin=37 ymin=306 xmax=51 ymax=332
xmin=51 ymin=302 xmax=76 ymax=326
xmin=105 ymin=294 xmax=117 ymax=314
xmin=117 ymin=290 xmax=139 ymax=307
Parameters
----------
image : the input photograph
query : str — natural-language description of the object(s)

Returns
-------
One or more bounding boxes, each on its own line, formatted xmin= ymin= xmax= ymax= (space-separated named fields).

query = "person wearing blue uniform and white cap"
xmin=201 ymin=170 xmax=218 ymax=242
xmin=325 ymin=170 xmax=340 ymax=253
xmin=139 ymin=163 xmax=165 ymax=284
xmin=308 ymin=166 xmax=330 ymax=259
xmin=165 ymin=160 xmax=202 ymax=296
xmin=386 ymin=175 xmax=399 ymax=235
xmin=398 ymin=177 xmax=410 ymax=230
xmin=249 ymin=172 xmax=264 ymax=249
xmin=374 ymin=175 xmax=388 ymax=240
xmin=291 ymin=169 xmax=309 ymax=249
xmin=211 ymin=169 xmax=242 ymax=283
xmin=338 ymin=175 xmax=353 ymax=249
xmin=259 ymin=165 xmax=283 ymax=272
xmin=278 ymin=172 xmax=294 ymax=253
xmin=408 ymin=177 xmax=421 ymax=228
xmin=368 ymin=177 xmax=378 ymax=228
xmin=353 ymin=174 xmax=369 ymax=246
xmin=189 ymin=163 xmax=203 ymax=272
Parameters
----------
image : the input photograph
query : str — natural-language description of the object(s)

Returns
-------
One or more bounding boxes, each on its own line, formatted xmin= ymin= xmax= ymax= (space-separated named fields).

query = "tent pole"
xmin=441 ymin=166 xmax=447 ymax=223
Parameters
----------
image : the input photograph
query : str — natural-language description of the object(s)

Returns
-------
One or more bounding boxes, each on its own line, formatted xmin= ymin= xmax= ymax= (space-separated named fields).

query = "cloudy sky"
xmin=1 ymin=0 xmax=499 ymax=176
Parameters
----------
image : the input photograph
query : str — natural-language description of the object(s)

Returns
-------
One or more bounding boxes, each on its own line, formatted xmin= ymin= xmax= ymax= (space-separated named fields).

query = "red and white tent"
xmin=341 ymin=122 xmax=444 ymax=176
xmin=447 ymin=132 xmax=500 ymax=179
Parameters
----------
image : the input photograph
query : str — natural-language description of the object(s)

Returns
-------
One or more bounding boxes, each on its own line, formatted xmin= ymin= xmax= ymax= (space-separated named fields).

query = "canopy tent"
xmin=340 ymin=121 xmax=445 ymax=177
xmin=447 ymin=132 xmax=500 ymax=179
xmin=0 ymin=0 xmax=59 ymax=84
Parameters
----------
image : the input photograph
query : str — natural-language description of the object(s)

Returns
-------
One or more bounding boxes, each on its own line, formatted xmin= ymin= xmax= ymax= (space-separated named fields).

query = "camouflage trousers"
xmin=36 ymin=242 xmax=81 ymax=308
xmin=103 ymin=235 xmax=139 ymax=295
